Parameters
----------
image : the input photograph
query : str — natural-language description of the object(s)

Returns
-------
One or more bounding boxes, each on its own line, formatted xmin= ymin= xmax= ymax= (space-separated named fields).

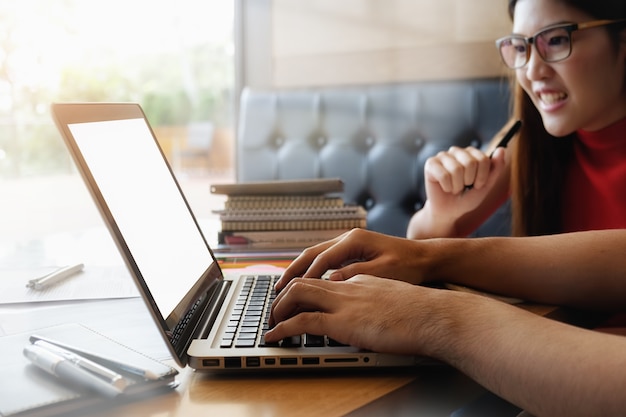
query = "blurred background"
xmin=0 ymin=0 xmax=510 ymax=243
xmin=0 ymin=0 xmax=235 ymax=241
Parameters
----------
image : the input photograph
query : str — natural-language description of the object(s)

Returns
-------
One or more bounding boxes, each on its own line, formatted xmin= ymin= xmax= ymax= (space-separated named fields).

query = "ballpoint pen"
xmin=488 ymin=119 xmax=522 ymax=158
xmin=23 ymin=340 xmax=127 ymax=397
xmin=28 ymin=335 xmax=163 ymax=381
xmin=26 ymin=263 xmax=85 ymax=290
xmin=465 ymin=120 xmax=522 ymax=191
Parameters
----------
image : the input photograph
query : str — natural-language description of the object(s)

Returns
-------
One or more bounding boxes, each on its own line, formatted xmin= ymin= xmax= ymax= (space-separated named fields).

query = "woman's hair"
xmin=506 ymin=0 xmax=626 ymax=236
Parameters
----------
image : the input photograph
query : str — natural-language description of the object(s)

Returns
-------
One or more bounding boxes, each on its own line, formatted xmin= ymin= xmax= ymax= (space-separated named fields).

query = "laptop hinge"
xmin=194 ymin=280 xmax=231 ymax=340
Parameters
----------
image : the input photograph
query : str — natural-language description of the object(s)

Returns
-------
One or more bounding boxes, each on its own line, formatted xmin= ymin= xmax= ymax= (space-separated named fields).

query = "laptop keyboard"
xmin=220 ymin=274 xmax=347 ymax=349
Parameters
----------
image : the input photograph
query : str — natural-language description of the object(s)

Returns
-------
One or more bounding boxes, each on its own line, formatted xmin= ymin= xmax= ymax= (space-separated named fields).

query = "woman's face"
xmin=513 ymin=0 xmax=626 ymax=136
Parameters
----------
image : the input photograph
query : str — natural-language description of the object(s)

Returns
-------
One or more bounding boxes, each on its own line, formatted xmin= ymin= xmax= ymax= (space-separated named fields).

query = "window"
xmin=0 ymin=0 xmax=235 ymax=242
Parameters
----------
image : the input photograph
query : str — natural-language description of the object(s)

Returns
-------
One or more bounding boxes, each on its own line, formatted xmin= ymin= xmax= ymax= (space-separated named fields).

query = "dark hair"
xmin=508 ymin=0 xmax=626 ymax=21
xmin=506 ymin=0 xmax=626 ymax=236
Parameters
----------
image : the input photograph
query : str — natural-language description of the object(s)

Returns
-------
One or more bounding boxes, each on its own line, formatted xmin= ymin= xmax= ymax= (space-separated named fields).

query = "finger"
xmin=487 ymin=147 xmax=507 ymax=184
xmin=464 ymin=147 xmax=490 ymax=189
xmin=328 ymin=259 xmax=381 ymax=281
xmin=275 ymin=240 xmax=335 ymax=291
xmin=437 ymin=152 xmax=467 ymax=194
xmin=265 ymin=311 xmax=331 ymax=343
xmin=269 ymin=278 xmax=335 ymax=327
xmin=490 ymin=146 xmax=506 ymax=164
xmin=300 ymin=229 xmax=372 ymax=279
xmin=448 ymin=146 xmax=481 ymax=188
xmin=424 ymin=155 xmax=455 ymax=193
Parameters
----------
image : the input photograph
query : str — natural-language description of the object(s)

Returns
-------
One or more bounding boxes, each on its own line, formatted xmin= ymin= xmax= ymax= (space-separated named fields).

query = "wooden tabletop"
xmin=86 ymin=365 xmax=417 ymax=417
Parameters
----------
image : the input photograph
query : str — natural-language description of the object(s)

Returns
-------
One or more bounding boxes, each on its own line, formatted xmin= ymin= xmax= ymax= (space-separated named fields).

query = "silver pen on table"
xmin=26 ymin=263 xmax=85 ymax=290
xmin=23 ymin=340 xmax=128 ymax=397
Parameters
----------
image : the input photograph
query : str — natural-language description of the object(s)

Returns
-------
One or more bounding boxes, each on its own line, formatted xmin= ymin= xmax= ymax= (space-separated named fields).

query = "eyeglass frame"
xmin=495 ymin=18 xmax=626 ymax=69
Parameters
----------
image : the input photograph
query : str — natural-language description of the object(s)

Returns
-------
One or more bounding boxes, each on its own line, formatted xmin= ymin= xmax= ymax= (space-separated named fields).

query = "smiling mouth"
xmin=539 ymin=92 xmax=568 ymax=106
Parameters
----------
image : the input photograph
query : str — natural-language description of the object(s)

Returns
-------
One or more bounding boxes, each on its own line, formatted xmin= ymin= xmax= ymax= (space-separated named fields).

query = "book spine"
xmin=218 ymin=229 xmax=348 ymax=245
xmin=210 ymin=178 xmax=344 ymax=196
xmin=223 ymin=195 xmax=345 ymax=210
xmin=216 ymin=206 xmax=366 ymax=222
xmin=220 ymin=218 xmax=367 ymax=231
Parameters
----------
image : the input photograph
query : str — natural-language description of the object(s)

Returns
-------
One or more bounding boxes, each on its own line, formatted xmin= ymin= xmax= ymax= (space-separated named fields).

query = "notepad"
xmin=0 ymin=323 xmax=177 ymax=417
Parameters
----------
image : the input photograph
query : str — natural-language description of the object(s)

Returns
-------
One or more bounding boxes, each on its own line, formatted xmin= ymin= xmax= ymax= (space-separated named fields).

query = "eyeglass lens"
xmin=499 ymin=26 xmax=572 ymax=68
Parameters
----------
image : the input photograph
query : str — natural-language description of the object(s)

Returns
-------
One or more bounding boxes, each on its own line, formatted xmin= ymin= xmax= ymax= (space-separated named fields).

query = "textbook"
xmin=0 ymin=323 xmax=177 ymax=417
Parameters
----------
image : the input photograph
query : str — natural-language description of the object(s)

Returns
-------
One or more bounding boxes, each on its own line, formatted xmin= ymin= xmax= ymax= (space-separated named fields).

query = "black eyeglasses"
xmin=495 ymin=19 xmax=626 ymax=69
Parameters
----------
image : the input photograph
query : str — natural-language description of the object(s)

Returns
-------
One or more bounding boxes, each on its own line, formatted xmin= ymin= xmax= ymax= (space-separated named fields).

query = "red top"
xmin=560 ymin=117 xmax=626 ymax=329
xmin=562 ymin=117 xmax=626 ymax=232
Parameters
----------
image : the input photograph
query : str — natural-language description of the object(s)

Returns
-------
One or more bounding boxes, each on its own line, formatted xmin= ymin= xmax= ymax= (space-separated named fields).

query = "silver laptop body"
xmin=51 ymin=102 xmax=426 ymax=371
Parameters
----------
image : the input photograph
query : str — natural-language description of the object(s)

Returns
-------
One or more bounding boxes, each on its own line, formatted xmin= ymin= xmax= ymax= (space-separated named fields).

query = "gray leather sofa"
xmin=236 ymin=78 xmax=512 ymax=237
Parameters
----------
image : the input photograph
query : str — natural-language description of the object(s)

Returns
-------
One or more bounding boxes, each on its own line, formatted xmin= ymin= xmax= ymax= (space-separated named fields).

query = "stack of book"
xmin=210 ymin=178 xmax=367 ymax=249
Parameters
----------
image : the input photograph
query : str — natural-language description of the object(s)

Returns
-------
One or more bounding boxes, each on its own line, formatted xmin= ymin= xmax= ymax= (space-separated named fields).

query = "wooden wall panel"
xmin=270 ymin=0 xmax=512 ymax=87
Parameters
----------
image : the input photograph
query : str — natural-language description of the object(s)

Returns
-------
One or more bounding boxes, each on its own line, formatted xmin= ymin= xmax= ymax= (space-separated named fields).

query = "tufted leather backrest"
xmin=237 ymin=78 xmax=511 ymax=237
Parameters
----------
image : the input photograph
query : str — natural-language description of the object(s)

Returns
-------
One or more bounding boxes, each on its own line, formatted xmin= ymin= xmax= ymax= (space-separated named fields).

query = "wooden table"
xmin=0 ymin=229 xmax=565 ymax=417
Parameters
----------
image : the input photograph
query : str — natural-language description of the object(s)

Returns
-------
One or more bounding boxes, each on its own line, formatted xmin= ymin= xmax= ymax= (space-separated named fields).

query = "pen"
xmin=26 ymin=263 xmax=85 ymax=290
xmin=488 ymin=119 xmax=522 ymax=158
xmin=28 ymin=335 xmax=162 ymax=381
xmin=465 ymin=120 xmax=522 ymax=191
xmin=23 ymin=340 xmax=127 ymax=397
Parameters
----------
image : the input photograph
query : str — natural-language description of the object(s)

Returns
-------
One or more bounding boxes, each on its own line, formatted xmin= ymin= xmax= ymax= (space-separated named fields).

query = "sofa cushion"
xmin=237 ymin=78 xmax=511 ymax=237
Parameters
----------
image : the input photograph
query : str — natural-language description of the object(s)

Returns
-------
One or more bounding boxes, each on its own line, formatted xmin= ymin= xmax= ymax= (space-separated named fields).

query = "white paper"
xmin=0 ymin=265 xmax=139 ymax=304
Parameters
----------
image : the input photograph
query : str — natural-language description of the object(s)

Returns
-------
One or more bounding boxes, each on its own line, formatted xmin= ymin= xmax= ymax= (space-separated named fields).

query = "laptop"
xmin=51 ymin=102 xmax=427 ymax=371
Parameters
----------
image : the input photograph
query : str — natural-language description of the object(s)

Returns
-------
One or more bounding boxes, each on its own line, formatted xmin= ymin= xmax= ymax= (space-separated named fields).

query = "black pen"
xmin=488 ymin=119 xmax=522 ymax=158
xmin=465 ymin=119 xmax=522 ymax=191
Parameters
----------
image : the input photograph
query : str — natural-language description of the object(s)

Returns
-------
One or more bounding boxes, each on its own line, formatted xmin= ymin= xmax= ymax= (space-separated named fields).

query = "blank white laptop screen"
xmin=68 ymin=118 xmax=214 ymax=318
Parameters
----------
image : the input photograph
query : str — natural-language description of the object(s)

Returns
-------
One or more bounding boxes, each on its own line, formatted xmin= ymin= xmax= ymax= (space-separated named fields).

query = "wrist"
xmin=408 ymin=201 xmax=457 ymax=239
xmin=417 ymin=237 xmax=470 ymax=284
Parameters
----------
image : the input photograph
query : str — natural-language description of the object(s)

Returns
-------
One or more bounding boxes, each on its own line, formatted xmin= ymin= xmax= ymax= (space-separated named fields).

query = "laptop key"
xmin=328 ymin=338 xmax=349 ymax=347
xmin=281 ymin=335 xmax=302 ymax=347
xmin=258 ymin=335 xmax=280 ymax=347
xmin=304 ymin=334 xmax=325 ymax=347
xmin=235 ymin=338 xmax=256 ymax=348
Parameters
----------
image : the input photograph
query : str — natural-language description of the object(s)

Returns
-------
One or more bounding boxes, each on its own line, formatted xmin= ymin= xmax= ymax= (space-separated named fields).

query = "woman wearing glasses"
xmin=407 ymin=5 xmax=626 ymax=240
xmin=267 ymin=0 xmax=626 ymax=415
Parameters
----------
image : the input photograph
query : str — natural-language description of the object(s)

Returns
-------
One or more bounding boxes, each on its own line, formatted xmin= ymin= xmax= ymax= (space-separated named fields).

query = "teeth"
xmin=540 ymin=92 xmax=567 ymax=105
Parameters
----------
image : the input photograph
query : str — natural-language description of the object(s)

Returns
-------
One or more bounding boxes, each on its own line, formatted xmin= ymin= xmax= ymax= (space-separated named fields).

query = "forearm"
xmin=421 ymin=229 xmax=626 ymax=310
xmin=429 ymin=293 xmax=626 ymax=417
xmin=407 ymin=201 xmax=457 ymax=239
xmin=407 ymin=201 xmax=500 ymax=239
xmin=407 ymin=192 xmax=510 ymax=240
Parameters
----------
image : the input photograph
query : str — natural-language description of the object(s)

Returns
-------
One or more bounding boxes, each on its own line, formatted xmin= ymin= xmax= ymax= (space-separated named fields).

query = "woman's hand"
xmin=407 ymin=146 xmax=508 ymax=239
xmin=274 ymin=229 xmax=429 ymax=292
